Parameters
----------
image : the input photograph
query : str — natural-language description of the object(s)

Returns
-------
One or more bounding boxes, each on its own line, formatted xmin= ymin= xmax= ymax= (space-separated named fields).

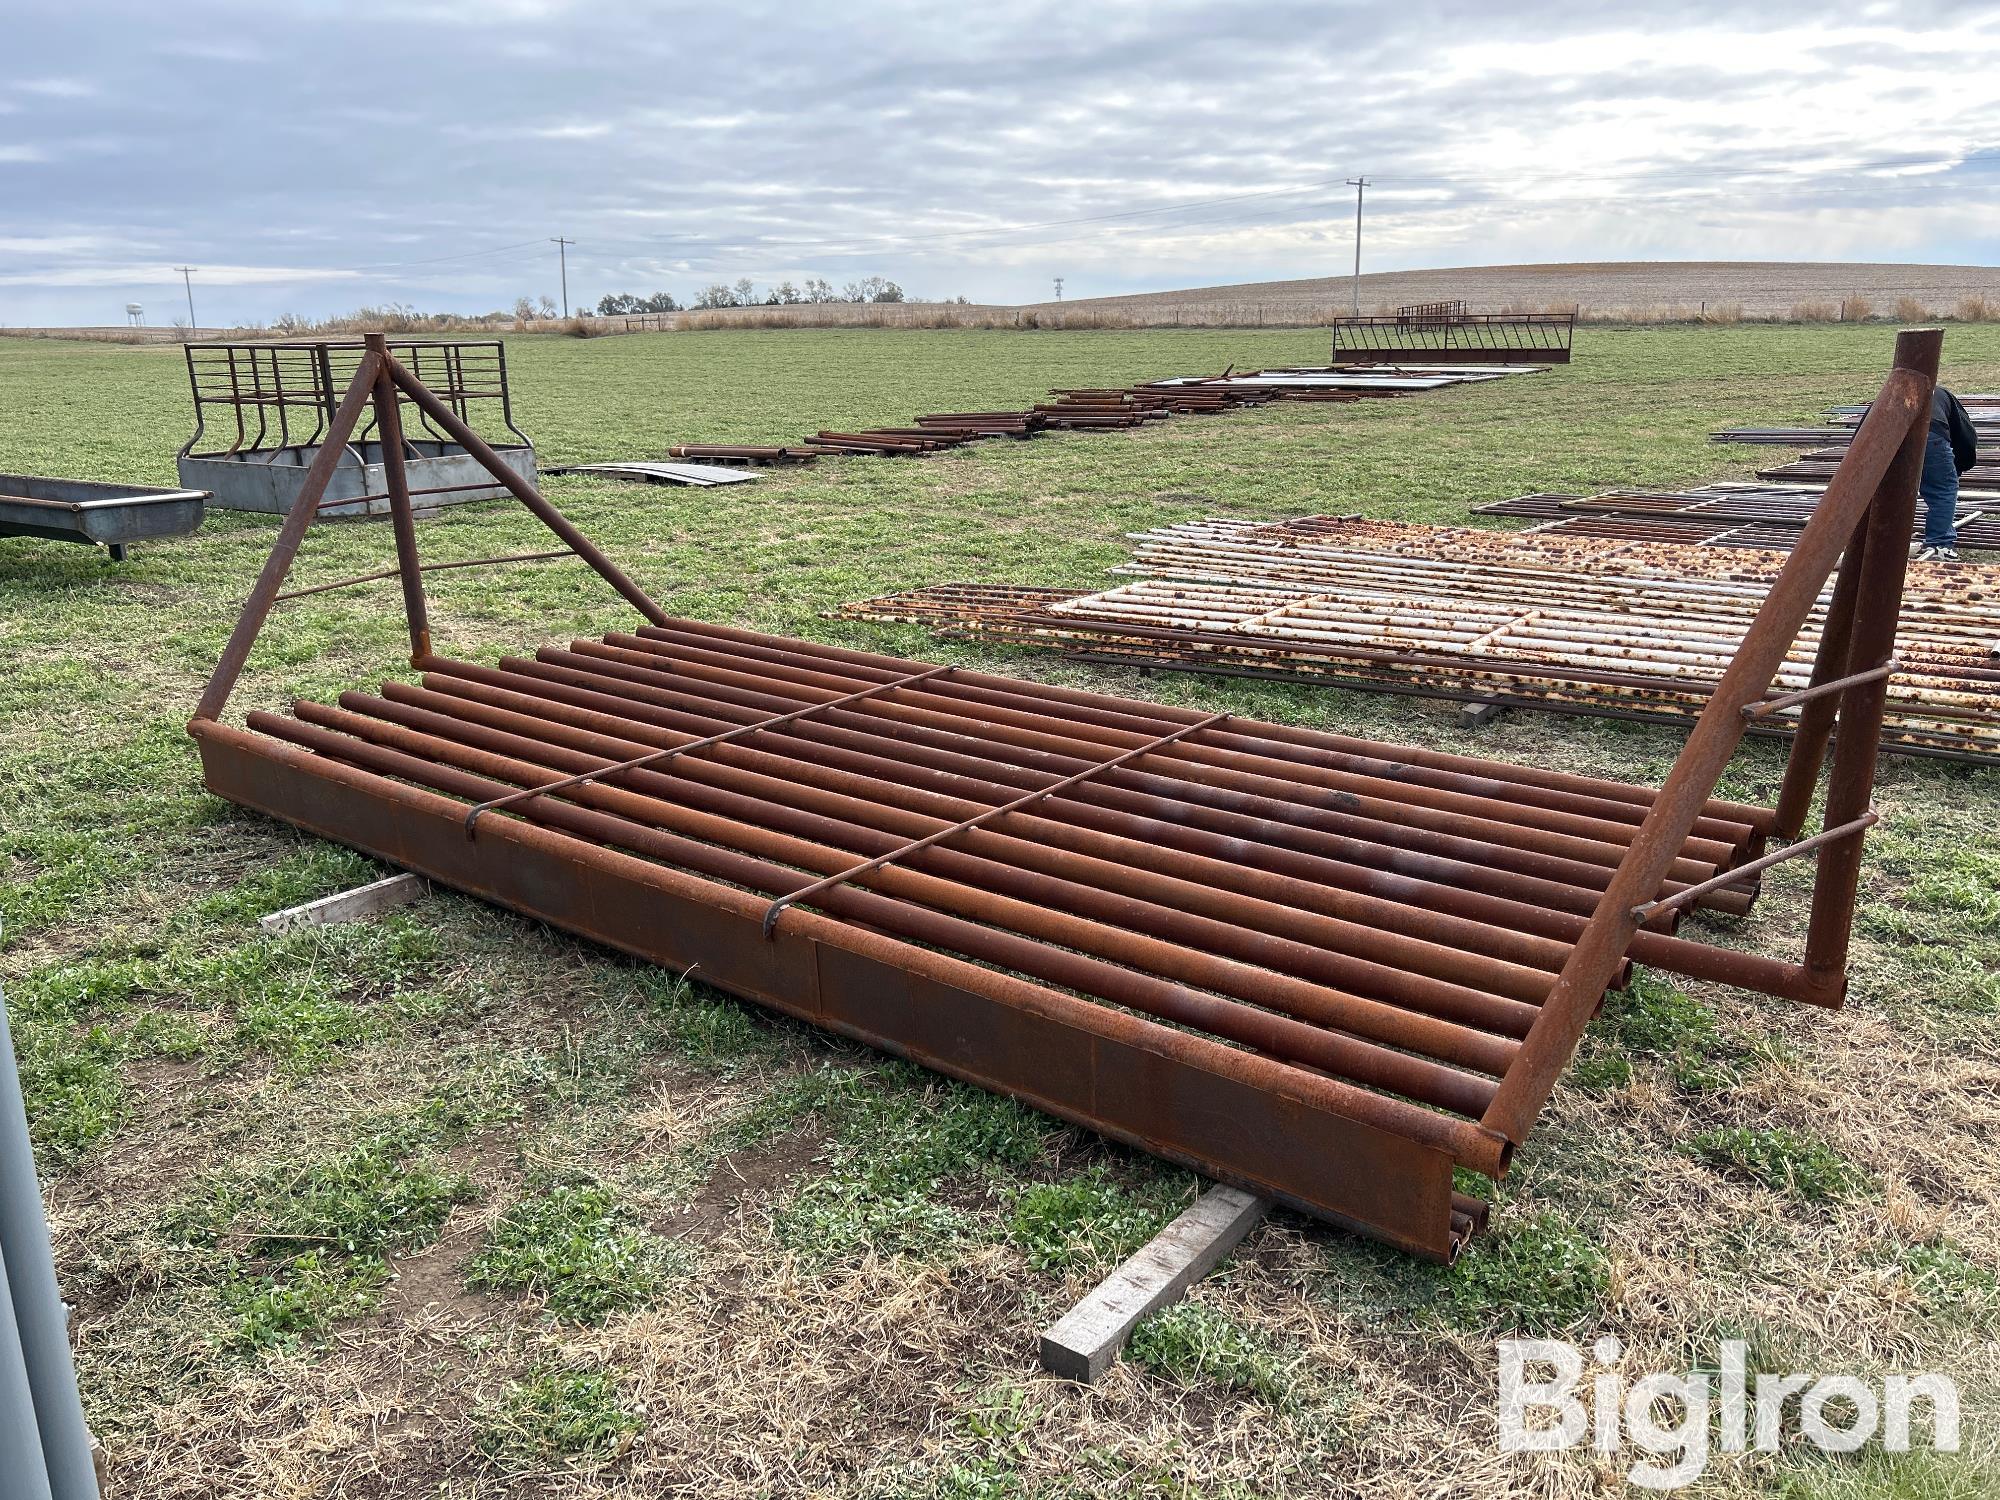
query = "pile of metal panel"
xmin=1714 ymin=397 xmax=2000 ymax=448
xmin=1713 ymin=397 xmax=2000 ymax=483
xmin=1761 ymin=453 xmax=2000 ymax=486
xmin=1476 ymin=483 xmax=2000 ymax=552
xmin=834 ymin=514 xmax=2000 ymax=762
xmin=657 ymin=366 xmax=1535 ymax=464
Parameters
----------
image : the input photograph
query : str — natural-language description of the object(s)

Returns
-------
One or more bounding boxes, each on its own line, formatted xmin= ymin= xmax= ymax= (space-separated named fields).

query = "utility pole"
xmin=550 ymin=237 xmax=575 ymax=318
xmin=1053 ymin=276 xmax=1064 ymax=302
xmin=174 ymin=266 xmax=197 ymax=333
xmin=1344 ymin=179 xmax=1369 ymax=315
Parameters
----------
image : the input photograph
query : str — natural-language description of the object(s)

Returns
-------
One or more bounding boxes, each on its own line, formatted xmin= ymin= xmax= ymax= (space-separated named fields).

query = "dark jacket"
xmin=1933 ymin=388 xmax=1979 ymax=475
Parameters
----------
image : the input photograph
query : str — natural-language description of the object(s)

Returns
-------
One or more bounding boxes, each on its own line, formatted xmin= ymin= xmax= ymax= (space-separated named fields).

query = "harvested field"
xmin=3 ymin=323 xmax=1998 ymax=1497
xmin=26 ymin=261 xmax=2000 ymax=344
xmin=1039 ymin=261 xmax=2000 ymax=325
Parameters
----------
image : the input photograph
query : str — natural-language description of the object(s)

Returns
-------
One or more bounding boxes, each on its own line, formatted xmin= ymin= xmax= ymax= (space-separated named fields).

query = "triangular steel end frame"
xmin=191 ymin=333 xmax=669 ymax=725
xmin=1481 ymin=327 xmax=1941 ymax=1149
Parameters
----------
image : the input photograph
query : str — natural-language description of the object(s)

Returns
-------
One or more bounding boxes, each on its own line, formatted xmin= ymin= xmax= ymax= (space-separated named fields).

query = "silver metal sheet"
xmin=1151 ymin=375 xmax=1462 ymax=391
xmin=549 ymin=461 xmax=759 ymax=487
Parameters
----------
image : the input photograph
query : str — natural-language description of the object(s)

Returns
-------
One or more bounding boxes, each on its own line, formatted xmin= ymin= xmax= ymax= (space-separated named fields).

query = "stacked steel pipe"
xmin=1761 ymin=455 xmax=2000 ymax=486
xmin=1711 ymin=398 xmax=2000 ymax=486
xmin=833 ymin=515 xmax=2000 ymax=762
xmin=1477 ymin=484 xmax=2000 ymax=552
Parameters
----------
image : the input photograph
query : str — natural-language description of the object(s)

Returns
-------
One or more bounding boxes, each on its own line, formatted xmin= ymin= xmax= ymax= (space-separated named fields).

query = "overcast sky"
xmin=4 ymin=1 xmax=1998 ymax=325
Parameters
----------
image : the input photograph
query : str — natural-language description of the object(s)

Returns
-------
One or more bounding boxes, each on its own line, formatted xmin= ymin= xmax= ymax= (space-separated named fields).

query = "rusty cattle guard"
xmin=188 ymin=332 xmax=1939 ymax=1259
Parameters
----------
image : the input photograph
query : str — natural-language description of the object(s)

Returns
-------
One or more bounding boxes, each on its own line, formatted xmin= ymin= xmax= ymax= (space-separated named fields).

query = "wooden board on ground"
xmin=1459 ymin=697 xmax=1509 ymax=729
xmin=260 ymin=872 xmax=426 ymax=934
xmin=1037 ymin=1185 xmax=1269 ymax=1383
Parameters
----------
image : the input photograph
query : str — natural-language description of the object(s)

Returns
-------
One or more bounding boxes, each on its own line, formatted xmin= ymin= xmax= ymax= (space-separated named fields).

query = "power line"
xmin=173 ymin=266 xmax=196 ymax=332
xmin=344 ymin=238 xmax=550 ymax=273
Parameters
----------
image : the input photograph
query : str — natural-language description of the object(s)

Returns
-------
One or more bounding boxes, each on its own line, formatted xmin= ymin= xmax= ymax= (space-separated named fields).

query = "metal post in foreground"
xmin=1769 ymin=515 xmax=1870 ymax=840
xmin=0 ymin=989 xmax=101 ymax=1499
xmin=1801 ymin=357 xmax=1935 ymax=992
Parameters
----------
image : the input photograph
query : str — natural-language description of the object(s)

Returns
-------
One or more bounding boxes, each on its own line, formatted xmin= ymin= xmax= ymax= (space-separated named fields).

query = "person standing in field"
xmin=1915 ymin=385 xmax=1980 ymax=562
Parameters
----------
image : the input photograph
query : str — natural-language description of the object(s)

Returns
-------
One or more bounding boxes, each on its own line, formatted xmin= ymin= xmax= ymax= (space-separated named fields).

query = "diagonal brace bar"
xmin=384 ymin=353 xmax=674 ymax=629
xmin=1630 ymin=811 xmax=1879 ymax=920
xmin=1745 ymin=662 xmax=1897 ymax=721
xmin=193 ymin=347 xmax=383 ymax=722
xmin=759 ymin=712 xmax=1231 ymax=936
xmin=463 ymin=663 xmax=957 ymax=834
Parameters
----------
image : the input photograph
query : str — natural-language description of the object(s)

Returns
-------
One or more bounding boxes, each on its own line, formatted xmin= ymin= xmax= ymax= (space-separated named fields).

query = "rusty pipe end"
xmin=1890 ymin=327 xmax=1944 ymax=382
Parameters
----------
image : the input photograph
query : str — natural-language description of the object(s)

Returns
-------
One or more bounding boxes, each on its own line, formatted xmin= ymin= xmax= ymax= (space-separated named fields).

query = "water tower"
xmin=125 ymin=303 xmax=145 ymax=326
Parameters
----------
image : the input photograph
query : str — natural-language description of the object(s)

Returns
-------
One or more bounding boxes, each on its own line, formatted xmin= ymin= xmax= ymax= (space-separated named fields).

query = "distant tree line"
xmin=593 ymin=291 xmax=683 ymax=315
xmin=594 ymin=276 xmax=972 ymax=317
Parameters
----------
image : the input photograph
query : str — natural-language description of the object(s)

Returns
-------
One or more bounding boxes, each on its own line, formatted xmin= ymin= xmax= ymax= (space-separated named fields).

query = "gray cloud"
xmin=1 ymin=0 xmax=1996 ymax=323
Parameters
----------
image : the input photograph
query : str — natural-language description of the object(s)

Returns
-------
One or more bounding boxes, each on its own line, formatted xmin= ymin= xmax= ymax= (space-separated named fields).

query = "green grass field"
xmin=2 ymin=324 xmax=1997 ymax=1498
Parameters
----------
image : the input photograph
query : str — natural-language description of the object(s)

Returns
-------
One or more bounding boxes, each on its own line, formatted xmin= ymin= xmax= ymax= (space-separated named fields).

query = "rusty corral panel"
xmin=186 ymin=332 xmax=1939 ymax=1258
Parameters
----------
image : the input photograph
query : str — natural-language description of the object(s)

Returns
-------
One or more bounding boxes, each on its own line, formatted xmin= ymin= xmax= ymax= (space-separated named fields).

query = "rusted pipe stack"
xmin=649 ymin=365 xmax=1511 ymax=465
xmin=1477 ymin=484 xmax=2000 ymax=552
xmin=832 ymin=515 xmax=2000 ymax=762
xmin=1712 ymin=398 xmax=2000 ymax=481
xmin=664 ymin=443 xmax=828 ymax=465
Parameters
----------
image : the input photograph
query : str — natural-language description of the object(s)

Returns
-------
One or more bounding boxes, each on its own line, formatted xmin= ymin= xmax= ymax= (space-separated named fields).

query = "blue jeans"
xmin=1921 ymin=428 xmax=1958 ymax=547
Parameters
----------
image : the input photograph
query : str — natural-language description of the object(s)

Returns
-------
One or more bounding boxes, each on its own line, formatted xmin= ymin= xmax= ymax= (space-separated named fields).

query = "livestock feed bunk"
xmin=1329 ymin=305 xmax=1576 ymax=365
xmin=187 ymin=331 xmax=1941 ymax=1261
xmin=177 ymin=338 xmax=538 ymax=517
